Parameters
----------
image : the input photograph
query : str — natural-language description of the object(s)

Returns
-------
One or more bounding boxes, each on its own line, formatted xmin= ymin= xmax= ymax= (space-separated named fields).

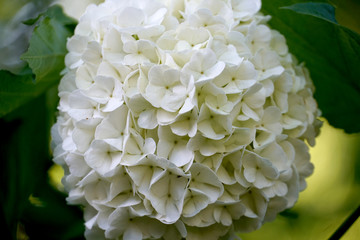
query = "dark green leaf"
xmin=23 ymin=17 xmax=41 ymax=26
xmin=0 ymin=95 xmax=52 ymax=239
xmin=22 ymin=182 xmax=84 ymax=240
xmin=0 ymin=70 xmax=54 ymax=117
xmin=281 ymin=2 xmax=338 ymax=24
xmin=17 ymin=65 xmax=34 ymax=76
xmin=262 ymin=0 xmax=360 ymax=133
xmin=280 ymin=209 xmax=299 ymax=219
xmin=21 ymin=9 xmax=73 ymax=84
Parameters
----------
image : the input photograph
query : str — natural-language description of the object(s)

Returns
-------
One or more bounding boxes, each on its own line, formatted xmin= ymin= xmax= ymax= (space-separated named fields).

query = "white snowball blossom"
xmin=52 ymin=0 xmax=322 ymax=239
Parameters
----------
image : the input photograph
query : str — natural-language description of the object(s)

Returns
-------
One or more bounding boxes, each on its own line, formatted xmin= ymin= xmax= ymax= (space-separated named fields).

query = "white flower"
xmin=187 ymin=8 xmax=228 ymax=36
xmin=234 ymin=188 xmax=267 ymax=232
xmin=188 ymin=163 xmax=224 ymax=204
xmin=144 ymin=65 xmax=195 ymax=113
xmin=236 ymin=83 xmax=266 ymax=122
xmin=197 ymin=104 xmax=232 ymax=140
xmin=213 ymin=59 xmax=257 ymax=94
xmin=271 ymin=72 xmax=293 ymax=113
xmin=157 ymin=126 xmax=194 ymax=168
xmin=84 ymin=140 xmax=122 ymax=176
xmin=252 ymin=49 xmax=285 ymax=81
xmin=122 ymin=37 xmax=160 ymax=65
xmin=176 ymin=25 xmax=212 ymax=50
xmin=169 ymin=108 xmax=198 ymax=137
xmin=106 ymin=169 xmax=141 ymax=208
xmin=213 ymin=202 xmax=245 ymax=226
xmin=105 ymin=207 xmax=148 ymax=239
xmin=53 ymin=0 xmax=321 ymax=239
xmin=65 ymin=153 xmax=91 ymax=178
xmin=251 ymin=106 xmax=283 ymax=148
xmin=72 ymin=118 xmax=102 ymax=153
xmin=231 ymin=0 xmax=261 ymax=22
xmin=84 ymin=75 xmax=124 ymax=112
xmin=127 ymin=154 xmax=190 ymax=223
xmin=246 ymin=23 xmax=272 ymax=54
xmin=65 ymin=35 xmax=88 ymax=69
xmin=121 ymin=128 xmax=156 ymax=165
xmin=65 ymin=90 xmax=102 ymax=121
xmin=182 ymin=49 xmax=225 ymax=86
xmin=240 ymin=151 xmax=279 ymax=189
xmin=94 ymin=105 xmax=129 ymax=149
xmin=57 ymin=0 xmax=104 ymax=20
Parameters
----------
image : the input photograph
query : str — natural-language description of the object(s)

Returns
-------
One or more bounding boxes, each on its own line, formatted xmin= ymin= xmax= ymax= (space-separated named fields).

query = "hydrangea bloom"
xmin=52 ymin=0 xmax=322 ymax=239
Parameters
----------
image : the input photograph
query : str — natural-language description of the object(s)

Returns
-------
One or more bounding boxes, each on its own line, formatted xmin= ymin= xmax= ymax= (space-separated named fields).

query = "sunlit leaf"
xmin=0 ymin=5 xmax=75 ymax=117
xmin=21 ymin=6 xmax=75 ymax=84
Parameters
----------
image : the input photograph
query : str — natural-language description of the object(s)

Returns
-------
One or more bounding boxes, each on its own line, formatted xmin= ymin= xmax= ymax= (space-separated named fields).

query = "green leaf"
xmin=22 ymin=182 xmax=84 ymax=240
xmin=0 ymin=70 xmax=54 ymax=117
xmin=262 ymin=0 xmax=360 ymax=133
xmin=279 ymin=209 xmax=299 ymax=219
xmin=281 ymin=2 xmax=338 ymax=24
xmin=0 ymin=5 xmax=75 ymax=117
xmin=0 ymin=95 xmax=52 ymax=239
xmin=23 ymin=5 xmax=77 ymax=26
xmin=0 ymin=79 xmax=83 ymax=239
xmin=44 ymin=5 xmax=77 ymax=26
xmin=21 ymin=8 xmax=74 ymax=84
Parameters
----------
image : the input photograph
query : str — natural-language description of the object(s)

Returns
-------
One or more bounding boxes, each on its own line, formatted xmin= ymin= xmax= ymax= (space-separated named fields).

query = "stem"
xmin=328 ymin=205 xmax=360 ymax=240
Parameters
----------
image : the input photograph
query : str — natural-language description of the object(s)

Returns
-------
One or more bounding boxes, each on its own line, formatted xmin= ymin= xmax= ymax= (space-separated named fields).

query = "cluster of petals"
xmin=52 ymin=0 xmax=322 ymax=239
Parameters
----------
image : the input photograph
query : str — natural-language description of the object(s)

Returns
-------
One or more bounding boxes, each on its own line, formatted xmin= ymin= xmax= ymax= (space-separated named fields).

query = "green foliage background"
xmin=0 ymin=0 xmax=359 ymax=239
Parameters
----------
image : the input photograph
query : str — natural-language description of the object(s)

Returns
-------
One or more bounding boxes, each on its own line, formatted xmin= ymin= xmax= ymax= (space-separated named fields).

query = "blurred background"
xmin=1 ymin=0 xmax=359 ymax=239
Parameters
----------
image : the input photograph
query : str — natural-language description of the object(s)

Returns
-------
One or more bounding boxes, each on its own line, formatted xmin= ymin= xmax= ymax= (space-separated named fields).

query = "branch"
xmin=329 ymin=205 xmax=360 ymax=240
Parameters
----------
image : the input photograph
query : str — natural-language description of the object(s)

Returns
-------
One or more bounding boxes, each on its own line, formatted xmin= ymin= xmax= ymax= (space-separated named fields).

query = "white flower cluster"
xmin=52 ymin=0 xmax=322 ymax=239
